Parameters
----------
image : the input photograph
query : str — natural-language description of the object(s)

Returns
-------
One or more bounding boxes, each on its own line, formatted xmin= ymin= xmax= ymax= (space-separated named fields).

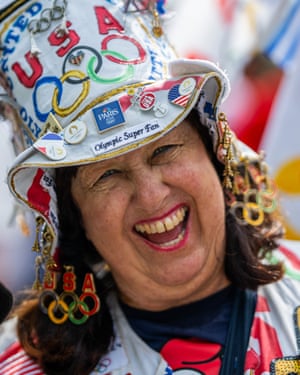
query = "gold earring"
xmin=218 ymin=113 xmax=234 ymax=190
xmin=32 ymin=216 xmax=56 ymax=290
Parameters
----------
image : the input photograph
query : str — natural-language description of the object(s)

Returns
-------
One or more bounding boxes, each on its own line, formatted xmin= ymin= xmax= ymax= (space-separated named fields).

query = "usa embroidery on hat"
xmin=92 ymin=100 xmax=126 ymax=132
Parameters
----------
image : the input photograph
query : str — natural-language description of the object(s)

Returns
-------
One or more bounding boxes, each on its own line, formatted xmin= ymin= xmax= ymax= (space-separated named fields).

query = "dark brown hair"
xmin=13 ymin=109 xmax=284 ymax=374
xmin=189 ymin=109 xmax=284 ymax=288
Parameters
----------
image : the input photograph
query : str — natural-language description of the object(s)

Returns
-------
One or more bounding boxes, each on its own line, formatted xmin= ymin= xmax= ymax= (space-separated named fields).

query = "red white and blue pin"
xmin=168 ymin=77 xmax=196 ymax=107
xmin=33 ymin=132 xmax=66 ymax=161
xmin=129 ymin=88 xmax=168 ymax=117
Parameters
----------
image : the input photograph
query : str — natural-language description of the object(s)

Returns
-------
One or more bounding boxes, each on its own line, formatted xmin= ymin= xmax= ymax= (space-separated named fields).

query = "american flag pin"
xmin=168 ymin=78 xmax=196 ymax=108
xmin=68 ymin=50 xmax=85 ymax=65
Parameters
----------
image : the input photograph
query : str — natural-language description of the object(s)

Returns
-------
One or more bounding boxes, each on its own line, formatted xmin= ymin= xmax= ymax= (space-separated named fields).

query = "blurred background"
xmin=1 ymin=0 xmax=300 ymax=298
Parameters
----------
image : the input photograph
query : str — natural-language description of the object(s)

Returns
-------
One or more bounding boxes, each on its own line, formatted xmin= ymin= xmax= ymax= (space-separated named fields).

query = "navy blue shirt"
xmin=120 ymin=285 xmax=235 ymax=352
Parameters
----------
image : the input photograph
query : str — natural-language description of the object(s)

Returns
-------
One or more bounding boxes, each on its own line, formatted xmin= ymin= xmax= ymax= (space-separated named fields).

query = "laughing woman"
xmin=0 ymin=1 xmax=300 ymax=374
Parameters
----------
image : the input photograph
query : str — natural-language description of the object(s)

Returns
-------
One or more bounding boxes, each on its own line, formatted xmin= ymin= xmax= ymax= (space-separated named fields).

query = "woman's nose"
xmin=131 ymin=168 xmax=170 ymax=211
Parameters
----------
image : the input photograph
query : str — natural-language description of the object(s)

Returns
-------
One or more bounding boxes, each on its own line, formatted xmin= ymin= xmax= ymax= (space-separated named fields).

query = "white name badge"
xmin=91 ymin=119 xmax=163 ymax=156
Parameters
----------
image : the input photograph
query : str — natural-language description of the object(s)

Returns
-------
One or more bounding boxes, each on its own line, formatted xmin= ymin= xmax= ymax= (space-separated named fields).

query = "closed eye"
xmin=151 ymin=144 xmax=182 ymax=164
xmin=99 ymin=169 xmax=121 ymax=180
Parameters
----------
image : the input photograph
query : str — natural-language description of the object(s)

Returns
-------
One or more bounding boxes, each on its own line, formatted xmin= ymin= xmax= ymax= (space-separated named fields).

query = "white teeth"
xmin=150 ymin=223 xmax=157 ymax=233
xmin=156 ymin=221 xmax=165 ymax=233
xmin=135 ymin=207 xmax=187 ymax=235
xmin=144 ymin=223 xmax=151 ymax=233
xmin=160 ymin=231 xmax=185 ymax=248
xmin=164 ymin=217 xmax=174 ymax=231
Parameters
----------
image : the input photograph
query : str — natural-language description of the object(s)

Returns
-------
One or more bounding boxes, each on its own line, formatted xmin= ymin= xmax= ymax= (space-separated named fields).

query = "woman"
xmin=0 ymin=1 xmax=300 ymax=374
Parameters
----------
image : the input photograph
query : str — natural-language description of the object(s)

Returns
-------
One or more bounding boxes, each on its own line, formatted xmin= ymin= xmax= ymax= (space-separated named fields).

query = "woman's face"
xmin=71 ymin=120 xmax=229 ymax=310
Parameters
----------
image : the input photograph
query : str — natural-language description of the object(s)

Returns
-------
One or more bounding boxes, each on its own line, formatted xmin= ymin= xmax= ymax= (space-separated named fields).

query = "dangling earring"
xmin=255 ymin=152 xmax=278 ymax=214
xmin=39 ymin=265 xmax=101 ymax=325
xmin=217 ymin=113 xmax=234 ymax=190
xmin=32 ymin=216 xmax=56 ymax=290
xmin=151 ymin=1 xmax=163 ymax=37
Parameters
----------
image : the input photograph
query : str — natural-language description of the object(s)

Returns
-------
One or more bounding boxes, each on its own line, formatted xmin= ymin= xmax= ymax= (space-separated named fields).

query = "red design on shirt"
xmin=0 ymin=341 xmax=44 ymax=374
xmin=245 ymin=296 xmax=283 ymax=373
xmin=280 ymin=245 xmax=300 ymax=270
xmin=161 ymin=338 xmax=222 ymax=374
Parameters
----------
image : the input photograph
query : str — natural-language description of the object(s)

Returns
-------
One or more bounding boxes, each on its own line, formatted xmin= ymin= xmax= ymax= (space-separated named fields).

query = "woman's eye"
xmin=151 ymin=144 xmax=181 ymax=162
xmin=99 ymin=169 xmax=120 ymax=180
xmin=153 ymin=144 xmax=175 ymax=157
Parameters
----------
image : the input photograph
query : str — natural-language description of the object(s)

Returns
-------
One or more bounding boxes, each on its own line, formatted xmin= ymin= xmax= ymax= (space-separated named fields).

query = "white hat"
xmin=1 ymin=0 xmax=237 ymax=271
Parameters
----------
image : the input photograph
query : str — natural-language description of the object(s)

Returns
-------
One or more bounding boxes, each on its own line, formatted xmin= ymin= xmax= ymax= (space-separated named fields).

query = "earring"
xmin=217 ymin=113 xmax=234 ymax=190
xmin=39 ymin=266 xmax=101 ymax=325
xmin=226 ymin=154 xmax=278 ymax=226
xmin=32 ymin=216 xmax=56 ymax=290
xmin=252 ymin=152 xmax=278 ymax=214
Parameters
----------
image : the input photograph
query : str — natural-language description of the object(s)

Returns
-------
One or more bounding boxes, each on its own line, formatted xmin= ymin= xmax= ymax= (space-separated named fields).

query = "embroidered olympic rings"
xmin=33 ymin=72 xmax=89 ymax=121
xmin=33 ymin=77 xmax=63 ymax=122
xmin=88 ymin=50 xmax=134 ymax=83
xmin=63 ymin=46 xmax=103 ymax=84
xmin=230 ymin=188 xmax=277 ymax=226
xmin=52 ymin=70 xmax=90 ymax=117
xmin=101 ymin=34 xmax=146 ymax=65
xmin=33 ymin=34 xmax=147 ymax=121
xmin=39 ymin=289 xmax=100 ymax=325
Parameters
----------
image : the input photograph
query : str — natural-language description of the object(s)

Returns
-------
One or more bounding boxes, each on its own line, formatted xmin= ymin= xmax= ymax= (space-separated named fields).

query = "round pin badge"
xmin=179 ymin=77 xmax=196 ymax=96
xmin=48 ymin=145 xmax=67 ymax=160
xmin=34 ymin=132 xmax=67 ymax=161
xmin=139 ymin=92 xmax=156 ymax=111
xmin=64 ymin=120 xmax=88 ymax=144
xmin=153 ymin=101 xmax=168 ymax=118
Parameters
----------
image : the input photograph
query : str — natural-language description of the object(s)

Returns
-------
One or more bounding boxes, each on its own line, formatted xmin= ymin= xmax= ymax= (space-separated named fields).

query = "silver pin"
xmin=30 ymin=32 xmax=41 ymax=57
xmin=153 ymin=101 xmax=168 ymax=117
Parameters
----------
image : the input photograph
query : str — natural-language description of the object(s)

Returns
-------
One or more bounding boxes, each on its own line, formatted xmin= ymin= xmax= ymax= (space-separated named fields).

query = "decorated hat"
xmin=1 ymin=0 xmax=268 ymax=288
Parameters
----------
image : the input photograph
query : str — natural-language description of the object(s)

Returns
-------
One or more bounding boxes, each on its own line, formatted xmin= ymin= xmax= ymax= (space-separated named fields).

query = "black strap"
xmin=0 ymin=282 xmax=13 ymax=324
xmin=219 ymin=288 xmax=257 ymax=375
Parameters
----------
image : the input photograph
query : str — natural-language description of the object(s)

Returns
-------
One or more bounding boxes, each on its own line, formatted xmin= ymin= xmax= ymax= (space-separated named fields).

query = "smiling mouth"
xmin=134 ymin=206 xmax=189 ymax=248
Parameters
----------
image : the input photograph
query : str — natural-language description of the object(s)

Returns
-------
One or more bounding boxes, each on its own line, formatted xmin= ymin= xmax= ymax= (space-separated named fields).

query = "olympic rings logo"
xmin=33 ymin=34 xmax=147 ymax=122
xmin=39 ymin=268 xmax=100 ymax=325
xmin=230 ymin=187 xmax=277 ymax=226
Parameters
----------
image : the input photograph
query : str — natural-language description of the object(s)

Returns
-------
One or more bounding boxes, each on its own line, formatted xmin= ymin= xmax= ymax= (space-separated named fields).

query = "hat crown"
xmin=2 ymin=0 xmax=231 ymax=268
xmin=1 ymin=0 xmax=176 ymax=144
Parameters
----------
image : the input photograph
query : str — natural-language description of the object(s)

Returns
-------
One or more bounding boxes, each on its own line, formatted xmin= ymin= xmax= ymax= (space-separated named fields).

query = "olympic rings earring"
xmin=224 ymin=145 xmax=278 ymax=227
xmin=39 ymin=265 xmax=100 ymax=325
